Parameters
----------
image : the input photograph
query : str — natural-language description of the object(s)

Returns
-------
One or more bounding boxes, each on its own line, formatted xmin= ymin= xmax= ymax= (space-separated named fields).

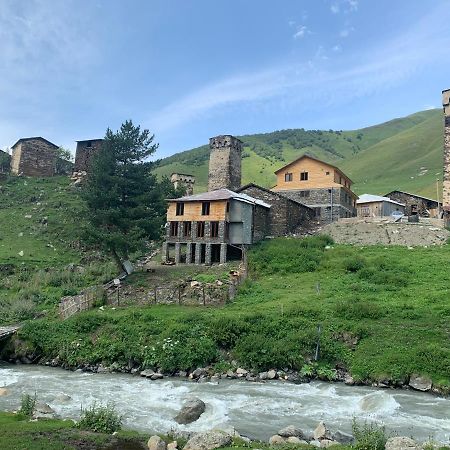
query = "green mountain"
xmin=154 ymin=109 xmax=444 ymax=198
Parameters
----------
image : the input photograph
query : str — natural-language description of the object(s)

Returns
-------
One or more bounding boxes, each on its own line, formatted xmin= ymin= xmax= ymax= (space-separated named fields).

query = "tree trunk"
xmin=112 ymin=249 xmax=125 ymax=273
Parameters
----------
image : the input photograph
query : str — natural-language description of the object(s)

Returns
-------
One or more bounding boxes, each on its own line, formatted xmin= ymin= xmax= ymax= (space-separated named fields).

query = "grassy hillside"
xmin=154 ymin=109 xmax=444 ymax=197
xmin=16 ymin=237 xmax=450 ymax=391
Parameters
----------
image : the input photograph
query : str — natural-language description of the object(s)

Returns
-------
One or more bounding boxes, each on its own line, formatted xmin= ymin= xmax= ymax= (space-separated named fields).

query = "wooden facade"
xmin=167 ymin=200 xmax=228 ymax=222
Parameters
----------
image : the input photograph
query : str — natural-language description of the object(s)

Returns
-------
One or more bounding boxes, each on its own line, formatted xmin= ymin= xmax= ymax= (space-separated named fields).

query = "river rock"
xmin=0 ymin=388 xmax=9 ymax=396
xmin=191 ymin=368 xmax=206 ymax=379
xmin=167 ymin=441 xmax=177 ymax=450
xmin=174 ymin=398 xmax=206 ymax=424
xmin=236 ymin=368 xmax=248 ymax=377
xmin=151 ymin=373 xmax=164 ymax=380
xmin=148 ymin=435 xmax=167 ymax=450
xmin=54 ymin=393 xmax=72 ymax=403
xmin=287 ymin=437 xmax=308 ymax=444
xmin=332 ymin=430 xmax=354 ymax=444
xmin=320 ymin=439 xmax=339 ymax=448
xmin=314 ymin=421 xmax=332 ymax=440
xmin=33 ymin=403 xmax=56 ymax=419
xmin=344 ymin=374 xmax=355 ymax=385
xmin=385 ymin=437 xmax=420 ymax=450
xmin=267 ymin=369 xmax=277 ymax=379
xmin=278 ymin=425 xmax=306 ymax=439
xmin=309 ymin=441 xmax=321 ymax=448
xmin=408 ymin=375 xmax=432 ymax=392
xmin=183 ymin=431 xmax=232 ymax=450
xmin=259 ymin=372 xmax=268 ymax=380
xmin=140 ymin=369 xmax=155 ymax=378
xmin=269 ymin=435 xmax=285 ymax=445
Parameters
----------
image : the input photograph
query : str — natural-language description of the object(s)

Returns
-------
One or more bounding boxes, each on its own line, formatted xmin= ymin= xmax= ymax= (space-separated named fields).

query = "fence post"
xmin=178 ymin=285 xmax=181 ymax=305
xmin=202 ymin=286 xmax=206 ymax=306
xmin=154 ymin=287 xmax=157 ymax=304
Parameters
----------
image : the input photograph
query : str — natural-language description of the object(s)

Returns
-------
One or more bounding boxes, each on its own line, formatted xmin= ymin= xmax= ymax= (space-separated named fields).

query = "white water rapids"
xmin=0 ymin=363 xmax=449 ymax=443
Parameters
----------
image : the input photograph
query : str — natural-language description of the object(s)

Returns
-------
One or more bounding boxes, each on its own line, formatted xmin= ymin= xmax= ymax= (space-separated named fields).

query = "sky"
xmin=1 ymin=0 xmax=450 ymax=158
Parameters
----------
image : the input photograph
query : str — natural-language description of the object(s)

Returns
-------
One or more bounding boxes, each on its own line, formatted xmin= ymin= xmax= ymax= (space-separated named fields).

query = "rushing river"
xmin=0 ymin=363 xmax=449 ymax=443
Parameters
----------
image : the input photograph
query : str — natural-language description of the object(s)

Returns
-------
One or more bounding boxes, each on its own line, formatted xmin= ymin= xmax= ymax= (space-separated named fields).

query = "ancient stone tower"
xmin=208 ymin=135 xmax=242 ymax=191
xmin=443 ymin=89 xmax=450 ymax=225
xmin=170 ymin=173 xmax=195 ymax=195
xmin=74 ymin=139 xmax=104 ymax=173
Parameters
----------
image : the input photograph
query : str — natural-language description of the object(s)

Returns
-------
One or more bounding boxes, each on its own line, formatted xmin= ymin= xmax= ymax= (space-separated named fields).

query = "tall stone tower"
xmin=208 ymin=135 xmax=242 ymax=191
xmin=443 ymin=89 xmax=450 ymax=225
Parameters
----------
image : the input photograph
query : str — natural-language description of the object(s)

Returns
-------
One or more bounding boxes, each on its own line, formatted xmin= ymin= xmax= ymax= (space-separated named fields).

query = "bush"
xmin=352 ymin=419 xmax=387 ymax=450
xmin=334 ymin=298 xmax=385 ymax=320
xmin=343 ymin=256 xmax=366 ymax=273
xmin=77 ymin=402 xmax=122 ymax=433
xmin=18 ymin=393 xmax=37 ymax=417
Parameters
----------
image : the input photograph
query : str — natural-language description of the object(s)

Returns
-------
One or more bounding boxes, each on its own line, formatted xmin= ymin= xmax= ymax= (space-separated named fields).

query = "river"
xmin=0 ymin=363 xmax=449 ymax=443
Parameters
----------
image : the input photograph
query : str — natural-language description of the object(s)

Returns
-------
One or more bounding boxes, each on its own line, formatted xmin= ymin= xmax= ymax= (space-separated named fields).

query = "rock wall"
xmin=74 ymin=139 xmax=103 ymax=172
xmin=208 ymin=135 xmax=242 ymax=191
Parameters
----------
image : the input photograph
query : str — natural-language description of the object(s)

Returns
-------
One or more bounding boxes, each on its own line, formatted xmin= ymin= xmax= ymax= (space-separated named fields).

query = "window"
xmin=300 ymin=171 xmax=309 ymax=181
xmin=339 ymin=177 xmax=343 ymax=184
xmin=176 ymin=202 xmax=184 ymax=216
xmin=86 ymin=141 xmax=92 ymax=148
xmin=326 ymin=171 xmax=330 ymax=175
xmin=202 ymin=202 xmax=210 ymax=215
xmin=285 ymin=173 xmax=293 ymax=182
xmin=170 ymin=221 xmax=178 ymax=237
xmin=197 ymin=221 xmax=205 ymax=237
xmin=183 ymin=221 xmax=192 ymax=237
xmin=210 ymin=221 xmax=219 ymax=238
xmin=300 ymin=190 xmax=310 ymax=198
xmin=226 ymin=202 xmax=230 ymax=213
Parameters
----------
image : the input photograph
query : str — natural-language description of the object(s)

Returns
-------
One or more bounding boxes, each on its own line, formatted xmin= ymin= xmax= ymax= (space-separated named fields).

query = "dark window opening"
xmin=197 ymin=221 xmax=205 ymax=237
xmin=226 ymin=202 xmax=230 ymax=213
xmin=170 ymin=221 xmax=178 ymax=237
xmin=202 ymin=202 xmax=210 ymax=215
xmin=300 ymin=172 xmax=309 ymax=181
xmin=176 ymin=202 xmax=184 ymax=216
xmin=86 ymin=141 xmax=92 ymax=148
xmin=211 ymin=221 xmax=219 ymax=238
xmin=285 ymin=173 xmax=293 ymax=182
xmin=183 ymin=221 xmax=192 ymax=237
xmin=225 ymin=223 xmax=230 ymax=239
xmin=326 ymin=171 xmax=330 ymax=175
xmin=300 ymin=191 xmax=310 ymax=198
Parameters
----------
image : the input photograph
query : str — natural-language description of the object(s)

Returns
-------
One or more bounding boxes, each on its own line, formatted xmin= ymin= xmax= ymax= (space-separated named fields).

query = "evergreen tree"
xmin=82 ymin=120 xmax=173 ymax=270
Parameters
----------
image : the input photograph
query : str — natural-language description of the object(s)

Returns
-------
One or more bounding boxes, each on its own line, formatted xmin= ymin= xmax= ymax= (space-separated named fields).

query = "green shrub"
xmin=334 ymin=298 xmax=385 ymax=320
xmin=352 ymin=419 xmax=387 ymax=450
xmin=77 ymin=402 xmax=122 ymax=433
xmin=18 ymin=393 xmax=37 ymax=417
xmin=343 ymin=256 xmax=366 ymax=273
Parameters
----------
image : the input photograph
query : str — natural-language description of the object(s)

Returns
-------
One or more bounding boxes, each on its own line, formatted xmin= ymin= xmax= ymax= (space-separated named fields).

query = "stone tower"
xmin=443 ymin=89 xmax=450 ymax=225
xmin=170 ymin=173 xmax=195 ymax=195
xmin=208 ymin=135 xmax=242 ymax=191
xmin=74 ymin=139 xmax=104 ymax=172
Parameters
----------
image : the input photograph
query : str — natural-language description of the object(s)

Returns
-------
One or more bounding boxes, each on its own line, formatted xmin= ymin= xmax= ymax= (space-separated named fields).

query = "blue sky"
xmin=1 ymin=0 xmax=450 ymax=158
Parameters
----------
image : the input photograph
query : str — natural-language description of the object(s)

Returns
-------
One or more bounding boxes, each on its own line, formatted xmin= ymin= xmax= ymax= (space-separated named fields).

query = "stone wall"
xmin=11 ymin=138 xmax=57 ymax=177
xmin=208 ymin=135 xmax=242 ymax=191
xmin=386 ymin=191 xmax=438 ymax=216
xmin=74 ymin=139 xmax=103 ymax=172
xmin=238 ymin=184 xmax=313 ymax=235
xmin=281 ymin=187 xmax=356 ymax=222
xmin=252 ymin=204 xmax=270 ymax=242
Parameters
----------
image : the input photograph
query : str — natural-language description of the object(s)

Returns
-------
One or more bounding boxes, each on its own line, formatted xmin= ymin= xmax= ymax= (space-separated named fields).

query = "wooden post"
xmin=178 ymin=286 xmax=181 ymax=305
xmin=154 ymin=287 xmax=157 ymax=304
xmin=202 ymin=286 xmax=206 ymax=306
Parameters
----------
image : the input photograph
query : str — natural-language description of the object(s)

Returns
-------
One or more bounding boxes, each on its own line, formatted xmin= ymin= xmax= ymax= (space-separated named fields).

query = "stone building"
xmin=10 ymin=137 xmax=59 ymax=177
xmin=443 ymin=89 xmax=450 ymax=226
xmin=74 ymin=139 xmax=103 ymax=172
xmin=237 ymin=183 xmax=313 ymax=235
xmin=163 ymin=189 xmax=270 ymax=264
xmin=384 ymin=190 xmax=440 ymax=217
xmin=272 ymin=155 xmax=358 ymax=222
xmin=0 ymin=149 xmax=11 ymax=173
xmin=170 ymin=173 xmax=195 ymax=195
xmin=208 ymin=135 xmax=242 ymax=191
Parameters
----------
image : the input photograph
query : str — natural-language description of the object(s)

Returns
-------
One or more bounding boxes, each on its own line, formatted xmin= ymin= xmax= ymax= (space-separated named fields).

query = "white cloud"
xmin=149 ymin=3 xmax=450 ymax=133
xmin=331 ymin=3 xmax=340 ymax=14
xmin=339 ymin=27 xmax=354 ymax=38
xmin=293 ymin=25 xmax=310 ymax=39
xmin=347 ymin=0 xmax=358 ymax=12
xmin=332 ymin=45 xmax=342 ymax=52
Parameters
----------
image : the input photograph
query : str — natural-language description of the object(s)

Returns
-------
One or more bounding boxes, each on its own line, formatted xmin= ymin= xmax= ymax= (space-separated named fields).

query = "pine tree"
xmin=82 ymin=120 xmax=172 ymax=270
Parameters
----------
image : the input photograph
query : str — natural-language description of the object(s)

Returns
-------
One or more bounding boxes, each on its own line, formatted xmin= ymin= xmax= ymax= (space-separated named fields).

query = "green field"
xmin=154 ymin=109 xmax=444 ymax=198
xmin=15 ymin=237 xmax=450 ymax=391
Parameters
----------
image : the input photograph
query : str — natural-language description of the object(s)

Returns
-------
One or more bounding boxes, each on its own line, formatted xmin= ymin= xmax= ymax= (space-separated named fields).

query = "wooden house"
xmin=272 ymin=155 xmax=358 ymax=221
xmin=357 ymin=194 xmax=405 ymax=218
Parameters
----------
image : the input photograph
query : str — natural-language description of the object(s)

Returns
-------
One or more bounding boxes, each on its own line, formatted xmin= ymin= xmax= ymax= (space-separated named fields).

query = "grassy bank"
xmin=12 ymin=236 xmax=450 ymax=390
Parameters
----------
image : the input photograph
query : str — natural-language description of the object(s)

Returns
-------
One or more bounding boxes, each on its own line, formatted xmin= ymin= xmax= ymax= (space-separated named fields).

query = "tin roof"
xmin=357 ymin=194 xmax=405 ymax=207
xmin=384 ymin=190 xmax=440 ymax=204
xmin=169 ymin=188 xmax=271 ymax=208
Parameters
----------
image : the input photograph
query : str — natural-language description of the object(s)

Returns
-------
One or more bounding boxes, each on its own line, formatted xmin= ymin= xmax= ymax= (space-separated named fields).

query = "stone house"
xmin=384 ymin=190 xmax=440 ymax=217
xmin=74 ymin=139 xmax=104 ymax=172
xmin=10 ymin=137 xmax=59 ymax=177
xmin=162 ymin=188 xmax=270 ymax=264
xmin=170 ymin=173 xmax=195 ymax=195
xmin=237 ymin=183 xmax=314 ymax=235
xmin=357 ymin=194 xmax=405 ymax=218
xmin=272 ymin=155 xmax=358 ymax=222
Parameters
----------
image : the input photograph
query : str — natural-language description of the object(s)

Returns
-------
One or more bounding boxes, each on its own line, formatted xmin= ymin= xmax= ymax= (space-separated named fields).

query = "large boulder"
xmin=183 ymin=431 xmax=232 ymax=450
xmin=269 ymin=435 xmax=285 ymax=445
xmin=332 ymin=430 xmax=354 ymax=444
xmin=277 ymin=425 xmax=306 ymax=439
xmin=174 ymin=398 xmax=206 ymax=425
xmin=408 ymin=375 xmax=432 ymax=392
xmin=33 ymin=403 xmax=56 ymax=419
xmin=385 ymin=437 xmax=420 ymax=450
xmin=148 ymin=435 xmax=167 ymax=450
xmin=314 ymin=422 xmax=332 ymax=441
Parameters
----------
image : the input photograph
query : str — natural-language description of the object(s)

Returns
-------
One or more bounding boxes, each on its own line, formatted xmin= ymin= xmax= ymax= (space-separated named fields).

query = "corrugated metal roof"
xmin=357 ymin=194 xmax=405 ymax=207
xmin=169 ymin=188 xmax=271 ymax=208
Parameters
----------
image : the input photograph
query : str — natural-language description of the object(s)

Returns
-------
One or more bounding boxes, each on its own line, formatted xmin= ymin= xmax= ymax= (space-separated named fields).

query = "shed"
xmin=357 ymin=194 xmax=405 ymax=218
